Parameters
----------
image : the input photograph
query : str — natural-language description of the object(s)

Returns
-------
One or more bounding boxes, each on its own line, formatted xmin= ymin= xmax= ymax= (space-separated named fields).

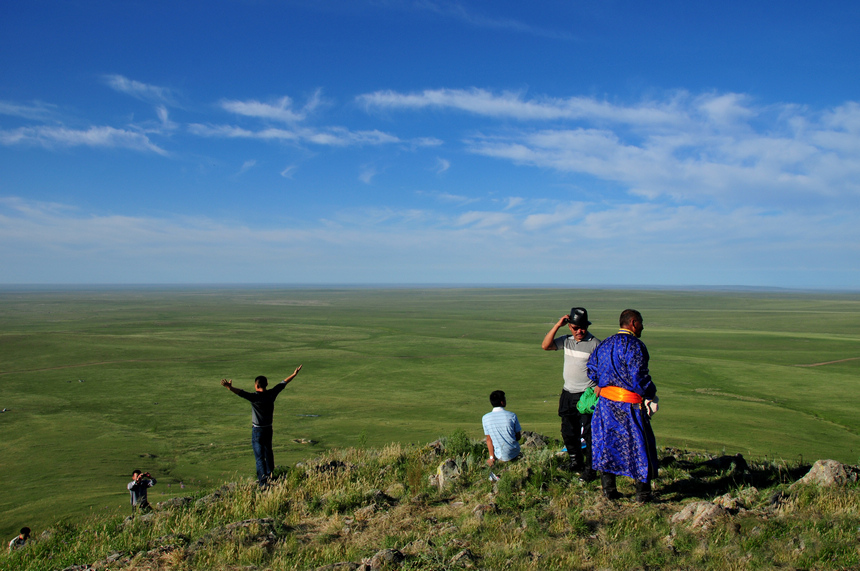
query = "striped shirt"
xmin=482 ymin=407 xmax=522 ymax=461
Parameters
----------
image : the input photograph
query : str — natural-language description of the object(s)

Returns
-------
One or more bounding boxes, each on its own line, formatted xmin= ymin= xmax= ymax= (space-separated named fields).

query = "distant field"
xmin=1 ymin=287 xmax=859 ymax=538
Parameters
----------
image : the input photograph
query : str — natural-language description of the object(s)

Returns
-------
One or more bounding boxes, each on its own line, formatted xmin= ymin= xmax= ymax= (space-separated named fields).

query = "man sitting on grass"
xmin=482 ymin=390 xmax=522 ymax=479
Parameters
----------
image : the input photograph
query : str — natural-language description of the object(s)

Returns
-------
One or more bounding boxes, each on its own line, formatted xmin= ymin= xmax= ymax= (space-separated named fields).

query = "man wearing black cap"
xmin=542 ymin=307 xmax=601 ymax=481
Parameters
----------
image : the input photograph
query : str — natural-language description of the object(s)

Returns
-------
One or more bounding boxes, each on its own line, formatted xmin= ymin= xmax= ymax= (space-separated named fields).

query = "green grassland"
xmin=1 ymin=287 xmax=859 ymax=539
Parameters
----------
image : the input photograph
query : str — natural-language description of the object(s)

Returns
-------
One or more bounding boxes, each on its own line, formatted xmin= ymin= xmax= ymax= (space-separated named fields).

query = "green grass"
xmin=1 ymin=286 xmax=859 ymax=539
xmin=1 ymin=437 xmax=857 ymax=570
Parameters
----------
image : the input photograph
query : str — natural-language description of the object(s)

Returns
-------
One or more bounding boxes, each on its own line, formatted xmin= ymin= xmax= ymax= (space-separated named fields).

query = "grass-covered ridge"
xmin=3 ymin=287 xmax=860 ymax=539
xmin=3 ymin=432 xmax=858 ymax=571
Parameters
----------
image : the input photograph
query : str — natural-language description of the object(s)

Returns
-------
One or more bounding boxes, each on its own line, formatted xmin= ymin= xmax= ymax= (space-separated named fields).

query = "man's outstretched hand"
xmin=284 ymin=365 xmax=303 ymax=384
xmin=221 ymin=379 xmax=233 ymax=389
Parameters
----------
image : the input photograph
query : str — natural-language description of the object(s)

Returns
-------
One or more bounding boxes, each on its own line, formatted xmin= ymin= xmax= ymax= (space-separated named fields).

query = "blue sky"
xmin=2 ymin=1 xmax=859 ymax=287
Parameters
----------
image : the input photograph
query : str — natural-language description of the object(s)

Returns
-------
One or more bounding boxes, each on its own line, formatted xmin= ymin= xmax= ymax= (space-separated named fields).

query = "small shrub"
xmin=444 ymin=428 xmax=472 ymax=457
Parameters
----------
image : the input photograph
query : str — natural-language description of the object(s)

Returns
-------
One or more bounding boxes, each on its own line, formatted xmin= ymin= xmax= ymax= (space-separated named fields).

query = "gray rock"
xmin=314 ymin=563 xmax=360 ymax=571
xmin=434 ymin=459 xmax=461 ymax=490
xmin=194 ymin=483 xmax=237 ymax=507
xmin=713 ymin=493 xmax=743 ymax=510
xmin=369 ymin=548 xmax=404 ymax=569
xmin=450 ymin=548 xmax=476 ymax=567
xmin=671 ymin=501 xmax=728 ymax=531
xmin=156 ymin=496 xmax=193 ymax=510
xmin=792 ymin=459 xmax=860 ymax=488
xmin=520 ymin=431 xmax=549 ymax=449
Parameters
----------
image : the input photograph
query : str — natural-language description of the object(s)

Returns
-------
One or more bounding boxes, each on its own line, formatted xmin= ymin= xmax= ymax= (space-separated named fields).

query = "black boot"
xmin=601 ymin=472 xmax=620 ymax=500
xmin=634 ymin=480 xmax=652 ymax=503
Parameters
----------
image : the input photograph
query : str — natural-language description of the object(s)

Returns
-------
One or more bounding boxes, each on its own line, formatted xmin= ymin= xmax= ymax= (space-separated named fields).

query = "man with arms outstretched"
xmin=222 ymin=365 xmax=303 ymax=488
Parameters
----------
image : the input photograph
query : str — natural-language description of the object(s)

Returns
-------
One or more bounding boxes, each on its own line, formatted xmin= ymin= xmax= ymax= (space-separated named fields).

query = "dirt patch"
xmin=795 ymin=357 xmax=860 ymax=367
xmin=256 ymin=300 xmax=331 ymax=306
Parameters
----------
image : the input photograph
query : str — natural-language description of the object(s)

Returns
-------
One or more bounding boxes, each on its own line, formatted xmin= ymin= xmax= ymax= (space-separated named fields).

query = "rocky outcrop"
xmin=520 ymin=431 xmax=549 ymax=449
xmin=670 ymin=501 xmax=729 ymax=531
xmin=429 ymin=458 xmax=461 ymax=490
xmin=791 ymin=459 xmax=860 ymax=488
xmin=712 ymin=486 xmax=758 ymax=511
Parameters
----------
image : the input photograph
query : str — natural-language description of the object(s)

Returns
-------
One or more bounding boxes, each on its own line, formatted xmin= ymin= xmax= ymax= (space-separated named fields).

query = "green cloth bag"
xmin=576 ymin=387 xmax=599 ymax=414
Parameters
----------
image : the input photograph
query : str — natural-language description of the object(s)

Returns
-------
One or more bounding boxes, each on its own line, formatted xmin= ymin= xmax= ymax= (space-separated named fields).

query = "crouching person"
xmin=128 ymin=470 xmax=156 ymax=514
xmin=8 ymin=527 xmax=30 ymax=551
xmin=482 ymin=390 xmax=521 ymax=480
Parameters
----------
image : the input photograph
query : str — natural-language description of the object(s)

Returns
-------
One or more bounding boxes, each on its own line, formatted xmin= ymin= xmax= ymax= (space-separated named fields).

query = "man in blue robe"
xmin=587 ymin=309 xmax=658 ymax=502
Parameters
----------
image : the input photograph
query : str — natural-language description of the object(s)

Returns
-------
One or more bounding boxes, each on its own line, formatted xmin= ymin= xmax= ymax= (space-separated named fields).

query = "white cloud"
xmin=456 ymin=210 xmax=514 ymax=229
xmin=359 ymin=165 xmax=377 ymax=184
xmin=435 ymin=157 xmax=450 ymax=174
xmin=221 ymin=96 xmax=307 ymax=123
xmin=238 ymin=159 xmax=257 ymax=174
xmin=104 ymin=75 xmax=176 ymax=106
xmin=0 ymin=125 xmax=167 ymax=154
xmin=2 ymin=196 xmax=858 ymax=287
xmin=0 ymin=100 xmax=58 ymax=121
xmin=413 ymin=1 xmax=574 ymax=40
xmin=523 ymin=203 xmax=585 ymax=230
xmin=220 ymin=91 xmax=325 ymax=124
xmin=188 ymin=123 xmax=402 ymax=147
xmin=358 ymin=88 xmax=860 ymax=207
xmin=280 ymin=165 xmax=297 ymax=178
xmin=503 ymin=197 xmax=524 ymax=210
xmin=359 ymin=88 xmax=686 ymax=125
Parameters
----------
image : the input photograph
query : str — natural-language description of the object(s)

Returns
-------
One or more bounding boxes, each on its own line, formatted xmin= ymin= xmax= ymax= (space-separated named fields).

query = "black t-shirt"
xmin=237 ymin=382 xmax=287 ymax=427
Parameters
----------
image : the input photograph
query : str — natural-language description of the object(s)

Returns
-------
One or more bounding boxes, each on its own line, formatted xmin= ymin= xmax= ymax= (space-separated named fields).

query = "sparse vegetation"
xmin=3 ymin=434 xmax=858 ymax=570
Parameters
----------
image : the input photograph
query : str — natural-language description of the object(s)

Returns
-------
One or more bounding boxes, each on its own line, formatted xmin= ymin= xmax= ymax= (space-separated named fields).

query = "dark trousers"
xmin=251 ymin=425 xmax=275 ymax=485
xmin=559 ymin=390 xmax=593 ymax=468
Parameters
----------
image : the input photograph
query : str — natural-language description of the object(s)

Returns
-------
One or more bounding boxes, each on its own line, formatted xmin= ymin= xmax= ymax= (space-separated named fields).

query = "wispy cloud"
xmin=359 ymin=164 xmax=378 ymax=184
xmin=189 ymin=122 xmax=406 ymax=147
xmin=523 ymin=203 xmax=585 ymax=231
xmin=155 ymin=106 xmax=179 ymax=131
xmin=415 ymin=190 xmax=478 ymax=205
xmin=221 ymin=96 xmax=308 ymax=123
xmin=358 ymin=88 xmax=684 ymax=125
xmin=414 ymin=1 xmax=574 ymax=40
xmin=219 ymin=90 xmax=325 ymax=125
xmin=104 ymin=75 xmax=177 ymax=106
xmin=0 ymin=125 xmax=167 ymax=154
xmin=361 ymin=87 xmax=860 ymax=209
xmin=0 ymin=100 xmax=58 ymax=121
xmin=435 ymin=157 xmax=450 ymax=174
xmin=2 ymin=196 xmax=858 ymax=286
xmin=237 ymin=159 xmax=257 ymax=175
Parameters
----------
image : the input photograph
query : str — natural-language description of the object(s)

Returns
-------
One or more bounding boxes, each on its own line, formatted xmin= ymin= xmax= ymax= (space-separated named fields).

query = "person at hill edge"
xmin=482 ymin=390 xmax=521 ymax=480
xmin=541 ymin=307 xmax=601 ymax=482
xmin=221 ymin=365 xmax=303 ymax=488
xmin=587 ymin=309 xmax=659 ymax=502
xmin=8 ymin=527 xmax=30 ymax=551
xmin=128 ymin=470 xmax=157 ymax=513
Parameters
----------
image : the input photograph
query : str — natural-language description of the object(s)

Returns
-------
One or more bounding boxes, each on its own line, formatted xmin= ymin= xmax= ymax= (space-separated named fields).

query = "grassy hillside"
xmin=1 ymin=433 xmax=858 ymax=570
xmin=1 ymin=287 xmax=859 ymax=539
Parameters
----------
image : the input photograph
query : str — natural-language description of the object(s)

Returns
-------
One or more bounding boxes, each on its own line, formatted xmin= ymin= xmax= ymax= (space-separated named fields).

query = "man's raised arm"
xmin=541 ymin=315 xmax=568 ymax=351
xmin=283 ymin=364 xmax=303 ymax=385
xmin=221 ymin=379 xmax=241 ymax=395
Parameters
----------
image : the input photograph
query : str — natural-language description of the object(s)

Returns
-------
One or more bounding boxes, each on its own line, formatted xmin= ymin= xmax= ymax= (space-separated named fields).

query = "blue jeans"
xmin=251 ymin=426 xmax=274 ymax=486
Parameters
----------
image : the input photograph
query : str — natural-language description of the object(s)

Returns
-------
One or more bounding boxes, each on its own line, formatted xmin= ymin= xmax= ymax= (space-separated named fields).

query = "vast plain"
xmin=1 ymin=287 xmax=859 ymax=539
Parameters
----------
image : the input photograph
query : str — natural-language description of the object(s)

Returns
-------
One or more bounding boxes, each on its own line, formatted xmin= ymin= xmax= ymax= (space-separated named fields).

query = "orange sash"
xmin=599 ymin=386 xmax=643 ymax=404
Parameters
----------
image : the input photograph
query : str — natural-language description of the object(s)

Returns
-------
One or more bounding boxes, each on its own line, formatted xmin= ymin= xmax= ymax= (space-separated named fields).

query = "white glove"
xmin=645 ymin=396 xmax=659 ymax=417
